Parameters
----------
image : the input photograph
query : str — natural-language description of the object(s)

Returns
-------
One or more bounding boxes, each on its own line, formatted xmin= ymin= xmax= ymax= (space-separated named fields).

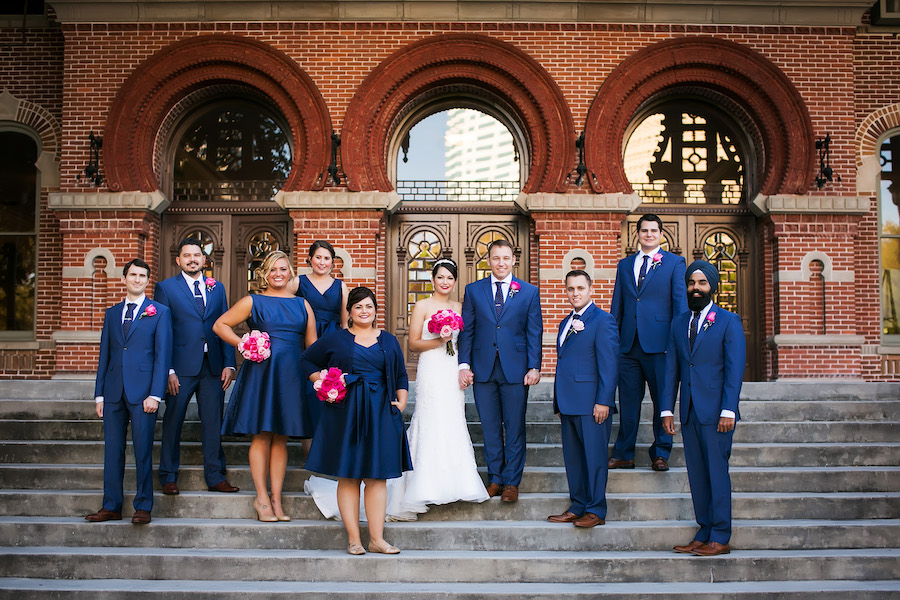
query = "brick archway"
xmin=341 ymin=34 xmax=575 ymax=193
xmin=103 ymin=34 xmax=331 ymax=193
xmin=584 ymin=36 xmax=814 ymax=196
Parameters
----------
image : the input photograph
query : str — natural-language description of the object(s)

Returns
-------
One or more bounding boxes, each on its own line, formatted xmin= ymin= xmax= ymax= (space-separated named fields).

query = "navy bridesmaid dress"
xmin=305 ymin=336 xmax=411 ymax=479
xmin=296 ymin=275 xmax=343 ymax=336
xmin=221 ymin=295 xmax=313 ymax=438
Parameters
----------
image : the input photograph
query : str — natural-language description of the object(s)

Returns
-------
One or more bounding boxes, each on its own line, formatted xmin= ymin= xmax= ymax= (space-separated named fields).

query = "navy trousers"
xmin=560 ymin=413 xmax=612 ymax=518
xmin=103 ymin=394 xmax=157 ymax=513
xmin=612 ymin=344 xmax=672 ymax=461
xmin=683 ymin=403 xmax=734 ymax=545
xmin=473 ymin=355 xmax=528 ymax=487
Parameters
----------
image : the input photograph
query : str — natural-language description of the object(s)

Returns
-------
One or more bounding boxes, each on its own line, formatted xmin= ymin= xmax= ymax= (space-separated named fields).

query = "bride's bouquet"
xmin=238 ymin=330 xmax=271 ymax=363
xmin=427 ymin=309 xmax=464 ymax=356
xmin=314 ymin=367 xmax=348 ymax=403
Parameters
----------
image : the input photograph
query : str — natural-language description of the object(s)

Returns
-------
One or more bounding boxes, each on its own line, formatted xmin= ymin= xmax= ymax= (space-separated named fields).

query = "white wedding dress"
xmin=304 ymin=321 xmax=488 ymax=521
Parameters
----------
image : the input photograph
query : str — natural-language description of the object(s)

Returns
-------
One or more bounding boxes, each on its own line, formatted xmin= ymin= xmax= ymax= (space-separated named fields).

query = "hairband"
xmin=433 ymin=258 xmax=456 ymax=267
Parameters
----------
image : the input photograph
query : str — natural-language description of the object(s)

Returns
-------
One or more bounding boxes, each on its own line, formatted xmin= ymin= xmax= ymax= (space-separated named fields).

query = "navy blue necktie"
xmin=689 ymin=311 xmax=701 ymax=350
xmin=123 ymin=302 xmax=136 ymax=337
xmin=494 ymin=281 xmax=504 ymax=318
xmin=637 ymin=255 xmax=650 ymax=289
xmin=193 ymin=280 xmax=205 ymax=315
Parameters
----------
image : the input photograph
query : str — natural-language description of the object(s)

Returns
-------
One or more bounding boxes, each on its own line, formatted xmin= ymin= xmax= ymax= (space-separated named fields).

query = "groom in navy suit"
xmin=547 ymin=270 xmax=618 ymax=528
xmin=86 ymin=259 xmax=172 ymax=525
xmin=662 ymin=260 xmax=745 ymax=557
xmin=609 ymin=214 xmax=687 ymax=472
xmin=155 ymin=238 xmax=238 ymax=495
xmin=458 ymin=239 xmax=543 ymax=503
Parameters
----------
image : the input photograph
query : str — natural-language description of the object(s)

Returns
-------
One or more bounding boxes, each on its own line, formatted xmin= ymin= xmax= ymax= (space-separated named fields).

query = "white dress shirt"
xmin=95 ymin=294 xmax=160 ymax=404
xmin=660 ymin=299 xmax=735 ymax=420
xmin=633 ymin=246 xmax=661 ymax=286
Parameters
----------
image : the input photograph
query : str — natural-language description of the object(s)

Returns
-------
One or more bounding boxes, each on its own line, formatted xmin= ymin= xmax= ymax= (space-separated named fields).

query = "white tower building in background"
xmin=444 ymin=109 xmax=518 ymax=182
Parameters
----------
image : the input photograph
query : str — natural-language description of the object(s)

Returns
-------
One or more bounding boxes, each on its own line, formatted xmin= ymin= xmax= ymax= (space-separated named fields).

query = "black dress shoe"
xmin=85 ymin=508 xmax=122 ymax=522
xmin=131 ymin=509 xmax=151 ymax=524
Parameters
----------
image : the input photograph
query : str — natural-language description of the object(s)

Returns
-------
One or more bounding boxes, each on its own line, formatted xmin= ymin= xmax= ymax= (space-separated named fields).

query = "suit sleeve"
xmin=610 ymin=263 xmax=623 ymax=326
xmin=593 ymin=312 xmax=619 ymax=407
xmin=151 ymin=307 xmax=173 ymax=398
xmin=660 ymin=321 xmax=680 ymax=414
xmin=671 ymin=255 xmax=688 ymax=316
xmin=720 ymin=313 xmax=746 ymax=416
xmin=525 ymin=286 xmax=543 ymax=371
xmin=94 ymin=309 xmax=112 ymax=399
xmin=153 ymin=281 xmax=170 ymax=308
xmin=218 ymin=289 xmax=237 ymax=369
xmin=457 ymin=285 xmax=475 ymax=366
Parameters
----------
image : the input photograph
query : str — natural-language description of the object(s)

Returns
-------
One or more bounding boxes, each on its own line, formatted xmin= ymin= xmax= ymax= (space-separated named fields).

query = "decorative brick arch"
xmin=103 ymin=34 xmax=331 ymax=193
xmin=855 ymin=103 xmax=900 ymax=166
xmin=341 ymin=34 xmax=574 ymax=193
xmin=584 ymin=37 xmax=814 ymax=196
xmin=0 ymin=90 xmax=61 ymax=187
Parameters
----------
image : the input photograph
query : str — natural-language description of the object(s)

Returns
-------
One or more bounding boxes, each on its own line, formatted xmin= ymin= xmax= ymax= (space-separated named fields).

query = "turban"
xmin=685 ymin=260 xmax=719 ymax=293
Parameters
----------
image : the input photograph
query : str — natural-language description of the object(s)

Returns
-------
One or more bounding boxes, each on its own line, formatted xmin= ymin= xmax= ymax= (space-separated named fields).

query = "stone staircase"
xmin=0 ymin=379 xmax=898 ymax=598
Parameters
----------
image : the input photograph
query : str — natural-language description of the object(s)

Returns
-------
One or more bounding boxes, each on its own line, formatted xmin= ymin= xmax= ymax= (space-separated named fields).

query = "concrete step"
xmin=4 ymin=440 xmax=897 ymax=469
xmin=2 ymin=464 xmax=895 ymax=494
xmin=2 ymin=489 xmax=897 ymax=521
xmin=1 ymin=547 xmax=897 ymax=584
xmin=3 ymin=419 xmax=897 ymax=444
xmin=1 ymin=578 xmax=897 ymax=599
xmin=2 ymin=517 xmax=898 ymax=552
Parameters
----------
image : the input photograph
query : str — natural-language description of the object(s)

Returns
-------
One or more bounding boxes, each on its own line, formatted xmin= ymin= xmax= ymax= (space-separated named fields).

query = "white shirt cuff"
xmin=168 ymin=369 xmax=176 ymax=375
xmin=720 ymin=409 xmax=736 ymax=419
xmin=660 ymin=410 xmax=674 ymax=417
xmin=148 ymin=396 xmax=161 ymax=402
xmin=458 ymin=363 xmax=470 ymax=371
xmin=226 ymin=366 xmax=236 ymax=371
xmin=95 ymin=396 xmax=103 ymax=404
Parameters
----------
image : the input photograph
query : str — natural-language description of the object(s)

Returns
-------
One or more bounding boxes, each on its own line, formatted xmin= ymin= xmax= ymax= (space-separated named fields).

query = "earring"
xmin=348 ymin=317 xmax=353 ymax=328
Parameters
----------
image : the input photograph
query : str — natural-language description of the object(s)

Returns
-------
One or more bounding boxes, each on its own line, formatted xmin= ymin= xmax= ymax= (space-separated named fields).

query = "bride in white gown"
xmin=305 ymin=258 xmax=488 ymax=520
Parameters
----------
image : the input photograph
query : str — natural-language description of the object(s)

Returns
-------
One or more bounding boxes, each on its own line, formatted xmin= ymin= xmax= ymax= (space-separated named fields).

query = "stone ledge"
xmin=750 ymin=194 xmax=870 ymax=216
xmin=52 ymin=331 xmax=101 ymax=344
xmin=521 ymin=192 xmax=641 ymax=213
xmin=275 ymin=190 xmax=400 ymax=211
xmin=48 ymin=191 xmax=169 ymax=214
xmin=766 ymin=334 xmax=866 ymax=347
xmin=0 ymin=341 xmax=41 ymax=351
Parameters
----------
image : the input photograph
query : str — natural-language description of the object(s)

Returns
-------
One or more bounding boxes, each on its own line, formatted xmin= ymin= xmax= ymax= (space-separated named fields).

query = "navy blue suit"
xmin=94 ymin=299 xmax=172 ymax=513
xmin=154 ymin=274 xmax=235 ymax=487
xmin=610 ymin=249 xmax=687 ymax=462
xmin=661 ymin=304 xmax=745 ymax=545
xmin=553 ymin=303 xmax=618 ymax=518
xmin=458 ymin=276 xmax=542 ymax=487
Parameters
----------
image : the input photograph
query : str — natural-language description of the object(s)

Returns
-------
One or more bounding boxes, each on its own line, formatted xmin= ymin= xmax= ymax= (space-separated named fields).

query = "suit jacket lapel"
xmin=498 ymin=277 xmax=519 ymax=319
xmin=639 ymin=252 xmax=660 ymax=293
xmin=690 ymin=305 xmax=718 ymax=356
xmin=179 ymin=275 xmax=205 ymax=317
xmin=123 ymin=300 xmax=140 ymax=342
xmin=628 ymin=254 xmax=640 ymax=294
xmin=482 ymin=277 xmax=498 ymax=322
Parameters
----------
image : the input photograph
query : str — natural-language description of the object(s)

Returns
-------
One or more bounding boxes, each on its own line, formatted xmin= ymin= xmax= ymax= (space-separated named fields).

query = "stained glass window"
xmin=703 ymin=231 xmax=738 ymax=313
xmin=406 ymin=231 xmax=442 ymax=318
xmin=881 ymin=135 xmax=900 ymax=337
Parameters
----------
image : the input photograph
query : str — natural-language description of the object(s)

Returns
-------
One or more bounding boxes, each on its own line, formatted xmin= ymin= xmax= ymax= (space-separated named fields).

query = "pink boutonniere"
xmin=649 ymin=252 xmax=663 ymax=271
xmin=571 ymin=319 xmax=584 ymax=333
xmin=508 ymin=281 xmax=520 ymax=298
xmin=702 ymin=311 xmax=716 ymax=331
xmin=205 ymin=277 xmax=217 ymax=292
xmin=139 ymin=304 xmax=157 ymax=319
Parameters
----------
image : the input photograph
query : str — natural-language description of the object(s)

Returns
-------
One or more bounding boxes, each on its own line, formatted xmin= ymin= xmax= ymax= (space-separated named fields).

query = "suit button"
xmin=496 ymin=326 xmax=500 ymax=329
xmin=637 ymin=298 xmax=641 ymax=302
xmin=690 ymin=363 xmax=694 ymax=367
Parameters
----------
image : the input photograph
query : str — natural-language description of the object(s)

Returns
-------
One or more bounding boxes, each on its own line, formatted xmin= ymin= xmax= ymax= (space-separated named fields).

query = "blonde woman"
xmin=214 ymin=251 xmax=316 ymax=522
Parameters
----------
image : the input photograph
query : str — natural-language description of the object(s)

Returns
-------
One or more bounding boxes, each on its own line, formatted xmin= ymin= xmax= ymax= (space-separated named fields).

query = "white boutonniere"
xmin=571 ymin=319 xmax=584 ymax=333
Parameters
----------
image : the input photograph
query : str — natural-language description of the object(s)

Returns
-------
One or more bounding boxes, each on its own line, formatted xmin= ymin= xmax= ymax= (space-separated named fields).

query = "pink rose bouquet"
xmin=238 ymin=330 xmax=271 ymax=363
xmin=313 ymin=367 xmax=347 ymax=403
xmin=427 ymin=309 xmax=464 ymax=356
xmin=139 ymin=304 xmax=157 ymax=319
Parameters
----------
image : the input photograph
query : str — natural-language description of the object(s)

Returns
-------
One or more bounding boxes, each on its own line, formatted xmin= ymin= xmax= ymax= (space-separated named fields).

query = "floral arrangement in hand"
xmin=427 ymin=309 xmax=464 ymax=356
xmin=238 ymin=330 xmax=271 ymax=363
xmin=314 ymin=367 xmax=347 ymax=403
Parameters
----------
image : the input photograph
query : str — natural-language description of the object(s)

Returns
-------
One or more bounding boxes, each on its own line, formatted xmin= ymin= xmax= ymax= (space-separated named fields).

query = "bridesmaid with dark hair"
xmin=300 ymin=286 xmax=411 ymax=556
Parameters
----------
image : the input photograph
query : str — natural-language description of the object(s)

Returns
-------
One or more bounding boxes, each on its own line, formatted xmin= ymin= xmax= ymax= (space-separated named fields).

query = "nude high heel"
xmin=253 ymin=499 xmax=278 ymax=522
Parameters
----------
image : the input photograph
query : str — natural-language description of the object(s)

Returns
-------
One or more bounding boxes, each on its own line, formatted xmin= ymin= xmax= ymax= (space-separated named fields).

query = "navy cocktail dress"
xmin=221 ymin=294 xmax=313 ymax=438
xmin=295 ymin=275 xmax=343 ymax=428
xmin=305 ymin=337 xmax=412 ymax=479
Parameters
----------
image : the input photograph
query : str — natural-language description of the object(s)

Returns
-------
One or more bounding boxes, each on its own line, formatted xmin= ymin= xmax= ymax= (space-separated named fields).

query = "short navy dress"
xmin=304 ymin=336 xmax=411 ymax=479
xmin=221 ymin=295 xmax=313 ymax=438
xmin=296 ymin=275 xmax=342 ymax=336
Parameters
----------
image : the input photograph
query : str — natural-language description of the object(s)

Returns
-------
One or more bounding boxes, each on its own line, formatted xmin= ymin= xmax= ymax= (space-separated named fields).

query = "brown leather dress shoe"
xmin=651 ymin=457 xmax=669 ymax=472
xmin=208 ymin=480 xmax=240 ymax=493
xmin=131 ymin=509 xmax=151 ymax=525
xmin=608 ymin=457 xmax=635 ymax=469
xmin=85 ymin=508 xmax=122 ymax=522
xmin=573 ymin=513 xmax=605 ymax=528
xmin=162 ymin=482 xmax=179 ymax=495
xmin=692 ymin=541 xmax=731 ymax=556
xmin=500 ymin=485 xmax=519 ymax=503
xmin=547 ymin=511 xmax=581 ymax=523
xmin=673 ymin=540 xmax=706 ymax=553
xmin=485 ymin=483 xmax=503 ymax=498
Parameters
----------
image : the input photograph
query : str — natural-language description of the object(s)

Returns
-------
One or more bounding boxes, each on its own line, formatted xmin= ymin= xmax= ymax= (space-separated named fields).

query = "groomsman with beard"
xmin=86 ymin=259 xmax=172 ymax=525
xmin=155 ymin=238 xmax=238 ymax=495
xmin=547 ymin=270 xmax=618 ymax=528
xmin=662 ymin=260 xmax=745 ymax=556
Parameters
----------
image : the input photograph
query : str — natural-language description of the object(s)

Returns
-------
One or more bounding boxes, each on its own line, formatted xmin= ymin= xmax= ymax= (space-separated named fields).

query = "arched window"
xmin=624 ymin=102 xmax=747 ymax=205
xmin=0 ymin=130 xmax=39 ymax=339
xmin=881 ymin=133 xmax=900 ymax=340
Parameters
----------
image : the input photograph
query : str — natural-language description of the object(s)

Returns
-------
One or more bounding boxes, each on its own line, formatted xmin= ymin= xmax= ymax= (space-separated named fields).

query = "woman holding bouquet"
xmin=387 ymin=258 xmax=489 ymax=519
xmin=213 ymin=251 xmax=317 ymax=522
xmin=300 ymin=286 xmax=411 ymax=555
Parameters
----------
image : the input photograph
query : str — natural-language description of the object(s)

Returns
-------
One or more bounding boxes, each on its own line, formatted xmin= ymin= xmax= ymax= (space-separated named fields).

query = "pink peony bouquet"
xmin=238 ymin=330 xmax=271 ymax=363
xmin=427 ymin=309 xmax=464 ymax=356
xmin=314 ymin=367 xmax=347 ymax=403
